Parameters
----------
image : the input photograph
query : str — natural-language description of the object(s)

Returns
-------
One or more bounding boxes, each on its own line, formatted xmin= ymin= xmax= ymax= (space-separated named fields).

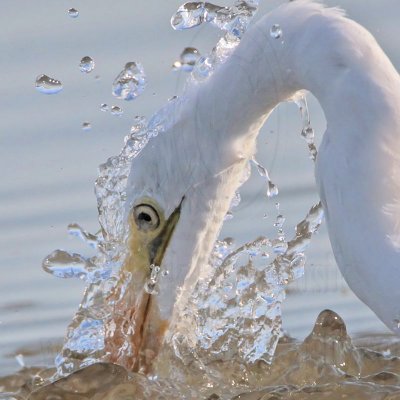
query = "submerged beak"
xmin=106 ymin=200 xmax=182 ymax=372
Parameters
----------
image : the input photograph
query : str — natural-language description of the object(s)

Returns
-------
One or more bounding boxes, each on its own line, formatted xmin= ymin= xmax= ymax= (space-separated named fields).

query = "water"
xmin=1 ymin=0 xmax=400 ymax=398
xmin=110 ymin=105 xmax=123 ymax=116
xmin=171 ymin=1 xmax=258 ymax=38
xmin=35 ymin=0 xmax=313 ymax=380
xmin=3 ymin=311 xmax=400 ymax=399
xmin=173 ymin=47 xmax=202 ymax=72
xmin=112 ymin=62 xmax=147 ymax=101
xmin=82 ymin=122 xmax=92 ymax=131
xmin=35 ymin=75 xmax=63 ymax=95
xmin=270 ymin=23 xmax=282 ymax=39
xmin=79 ymin=57 xmax=95 ymax=74
xmin=100 ymin=104 xmax=109 ymax=112
xmin=67 ymin=8 xmax=79 ymax=18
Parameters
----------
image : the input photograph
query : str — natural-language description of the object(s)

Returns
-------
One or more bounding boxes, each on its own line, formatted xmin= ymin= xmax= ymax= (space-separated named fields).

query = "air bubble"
xmin=35 ymin=74 xmax=63 ymax=95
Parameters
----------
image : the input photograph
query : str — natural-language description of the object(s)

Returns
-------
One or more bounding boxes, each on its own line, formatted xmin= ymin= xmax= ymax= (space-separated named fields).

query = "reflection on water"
xmin=3 ymin=311 xmax=400 ymax=399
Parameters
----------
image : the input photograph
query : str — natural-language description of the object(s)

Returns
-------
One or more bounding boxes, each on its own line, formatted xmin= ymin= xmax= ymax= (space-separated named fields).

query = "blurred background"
xmin=1 ymin=0 xmax=398 ymax=375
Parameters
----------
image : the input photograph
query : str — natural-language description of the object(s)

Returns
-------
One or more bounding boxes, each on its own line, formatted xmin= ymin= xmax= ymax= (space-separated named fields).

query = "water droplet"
xmin=79 ymin=56 xmax=95 ymax=73
xmin=112 ymin=62 xmax=146 ymax=101
xmin=111 ymin=105 xmax=123 ymax=116
xmin=224 ymin=211 xmax=234 ymax=220
xmin=251 ymin=157 xmax=279 ymax=197
xmin=42 ymin=249 xmax=95 ymax=280
xmin=173 ymin=47 xmax=201 ymax=72
xmin=82 ymin=122 xmax=91 ymax=131
xmin=35 ymin=74 xmax=63 ymax=94
xmin=301 ymin=125 xmax=314 ymax=142
xmin=270 ymin=24 xmax=282 ymax=39
xmin=100 ymin=103 xmax=109 ymax=112
xmin=171 ymin=2 xmax=205 ymax=30
xmin=67 ymin=223 xmax=98 ymax=249
xmin=274 ymin=214 xmax=285 ymax=229
xmin=15 ymin=354 xmax=25 ymax=367
xmin=144 ymin=264 xmax=161 ymax=295
xmin=267 ymin=181 xmax=279 ymax=197
xmin=294 ymin=94 xmax=318 ymax=162
xmin=68 ymin=8 xmax=79 ymax=18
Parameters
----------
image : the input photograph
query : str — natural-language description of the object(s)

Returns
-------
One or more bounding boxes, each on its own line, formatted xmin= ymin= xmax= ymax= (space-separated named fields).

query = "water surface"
xmin=1 ymin=0 xmax=399 ymax=391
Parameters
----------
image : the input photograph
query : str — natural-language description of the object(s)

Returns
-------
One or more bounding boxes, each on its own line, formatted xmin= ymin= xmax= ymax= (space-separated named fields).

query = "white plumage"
xmin=126 ymin=1 xmax=400 ymax=333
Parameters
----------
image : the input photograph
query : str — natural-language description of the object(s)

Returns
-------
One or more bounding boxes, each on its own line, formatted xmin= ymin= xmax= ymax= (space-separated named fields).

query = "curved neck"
xmin=188 ymin=1 xmax=400 ymax=331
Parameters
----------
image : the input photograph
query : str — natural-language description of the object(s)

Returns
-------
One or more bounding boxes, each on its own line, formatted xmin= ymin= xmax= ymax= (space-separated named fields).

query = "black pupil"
xmin=138 ymin=212 xmax=152 ymax=223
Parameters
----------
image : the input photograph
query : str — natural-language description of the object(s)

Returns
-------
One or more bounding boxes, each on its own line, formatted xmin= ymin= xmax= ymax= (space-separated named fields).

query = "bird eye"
xmin=133 ymin=204 xmax=160 ymax=232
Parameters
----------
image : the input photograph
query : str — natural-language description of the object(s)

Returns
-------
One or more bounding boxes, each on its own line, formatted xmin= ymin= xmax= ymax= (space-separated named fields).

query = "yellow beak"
xmin=105 ymin=200 xmax=181 ymax=372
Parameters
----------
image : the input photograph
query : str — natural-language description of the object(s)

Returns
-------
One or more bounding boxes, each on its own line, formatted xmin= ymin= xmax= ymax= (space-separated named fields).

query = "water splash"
xmin=79 ymin=56 xmax=95 ymax=73
xmin=171 ymin=1 xmax=259 ymax=82
xmin=35 ymin=74 xmax=63 ymax=95
xmin=43 ymin=117 xmax=154 ymax=376
xmin=43 ymin=0 xmax=323 ymax=381
xmin=171 ymin=1 xmax=258 ymax=38
xmin=112 ymin=62 xmax=147 ymax=101
xmin=166 ymin=202 xmax=324 ymax=367
xmin=171 ymin=2 xmax=205 ymax=30
xmin=6 ymin=311 xmax=400 ymax=399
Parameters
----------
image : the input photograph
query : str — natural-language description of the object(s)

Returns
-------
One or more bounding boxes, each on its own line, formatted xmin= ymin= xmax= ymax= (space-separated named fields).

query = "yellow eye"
xmin=133 ymin=204 xmax=160 ymax=232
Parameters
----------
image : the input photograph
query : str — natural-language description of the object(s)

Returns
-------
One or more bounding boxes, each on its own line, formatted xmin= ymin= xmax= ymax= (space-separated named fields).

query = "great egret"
xmin=106 ymin=0 xmax=400 ymax=371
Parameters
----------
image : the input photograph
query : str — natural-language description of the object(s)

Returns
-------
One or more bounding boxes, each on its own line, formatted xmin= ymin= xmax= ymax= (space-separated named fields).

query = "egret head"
xmin=105 ymin=96 xmax=252 ymax=371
